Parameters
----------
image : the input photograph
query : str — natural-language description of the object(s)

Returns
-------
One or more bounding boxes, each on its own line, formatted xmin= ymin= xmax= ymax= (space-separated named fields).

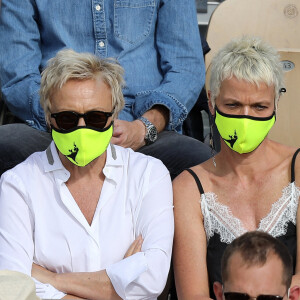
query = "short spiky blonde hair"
xmin=40 ymin=49 xmax=125 ymax=125
xmin=209 ymin=36 xmax=285 ymax=108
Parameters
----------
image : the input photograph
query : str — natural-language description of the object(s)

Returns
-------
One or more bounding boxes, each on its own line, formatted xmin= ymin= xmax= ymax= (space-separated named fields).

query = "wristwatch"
xmin=138 ymin=116 xmax=158 ymax=145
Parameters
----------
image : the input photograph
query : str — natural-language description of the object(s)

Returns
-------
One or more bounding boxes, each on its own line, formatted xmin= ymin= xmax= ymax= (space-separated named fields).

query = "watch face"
xmin=148 ymin=126 xmax=158 ymax=142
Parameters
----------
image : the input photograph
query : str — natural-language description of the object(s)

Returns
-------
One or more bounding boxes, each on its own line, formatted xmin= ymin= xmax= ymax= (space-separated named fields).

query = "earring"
xmin=210 ymin=124 xmax=217 ymax=168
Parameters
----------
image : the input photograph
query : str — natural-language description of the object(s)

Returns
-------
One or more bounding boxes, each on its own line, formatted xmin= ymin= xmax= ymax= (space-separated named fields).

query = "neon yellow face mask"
xmin=52 ymin=123 xmax=113 ymax=167
xmin=215 ymin=107 xmax=275 ymax=154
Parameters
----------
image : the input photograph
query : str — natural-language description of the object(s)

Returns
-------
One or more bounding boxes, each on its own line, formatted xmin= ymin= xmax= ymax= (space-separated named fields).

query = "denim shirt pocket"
xmin=114 ymin=0 xmax=156 ymax=45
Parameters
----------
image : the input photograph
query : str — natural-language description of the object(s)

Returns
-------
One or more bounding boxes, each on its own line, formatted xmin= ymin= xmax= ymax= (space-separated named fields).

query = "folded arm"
xmin=32 ymin=265 xmax=120 ymax=300
xmin=32 ymin=237 xmax=144 ymax=300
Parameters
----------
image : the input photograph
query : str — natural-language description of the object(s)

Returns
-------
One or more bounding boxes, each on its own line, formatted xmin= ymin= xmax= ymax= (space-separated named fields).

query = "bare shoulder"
xmin=173 ymin=162 xmax=211 ymax=193
xmin=267 ymin=140 xmax=299 ymax=183
xmin=173 ymin=162 xmax=213 ymax=211
xmin=267 ymin=140 xmax=298 ymax=165
xmin=270 ymin=140 xmax=298 ymax=156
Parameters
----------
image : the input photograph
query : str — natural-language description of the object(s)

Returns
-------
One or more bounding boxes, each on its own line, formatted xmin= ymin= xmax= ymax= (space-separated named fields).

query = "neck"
xmin=215 ymin=138 xmax=271 ymax=178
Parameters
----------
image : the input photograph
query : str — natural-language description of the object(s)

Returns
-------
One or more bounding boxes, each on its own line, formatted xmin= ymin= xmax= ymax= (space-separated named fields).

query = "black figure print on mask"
xmin=66 ymin=143 xmax=79 ymax=163
xmin=223 ymin=130 xmax=238 ymax=148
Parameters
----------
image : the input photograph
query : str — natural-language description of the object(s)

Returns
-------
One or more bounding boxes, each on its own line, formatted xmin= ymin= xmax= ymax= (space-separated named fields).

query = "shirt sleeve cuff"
xmin=106 ymin=252 xmax=148 ymax=299
xmin=133 ymin=90 xmax=188 ymax=131
xmin=33 ymin=278 xmax=66 ymax=299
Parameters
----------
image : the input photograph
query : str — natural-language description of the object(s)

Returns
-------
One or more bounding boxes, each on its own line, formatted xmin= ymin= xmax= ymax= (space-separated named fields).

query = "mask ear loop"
xmin=210 ymin=112 xmax=217 ymax=168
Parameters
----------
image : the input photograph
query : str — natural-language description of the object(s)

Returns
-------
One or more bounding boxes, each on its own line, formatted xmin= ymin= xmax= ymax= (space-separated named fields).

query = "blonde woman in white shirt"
xmin=0 ymin=49 xmax=174 ymax=300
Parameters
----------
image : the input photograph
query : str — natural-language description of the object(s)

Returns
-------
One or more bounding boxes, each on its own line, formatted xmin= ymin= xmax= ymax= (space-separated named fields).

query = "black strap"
xmin=185 ymin=169 xmax=205 ymax=195
xmin=291 ymin=148 xmax=300 ymax=182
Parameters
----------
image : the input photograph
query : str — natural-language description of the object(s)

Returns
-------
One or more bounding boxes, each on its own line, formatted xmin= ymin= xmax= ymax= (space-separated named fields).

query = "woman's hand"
xmin=124 ymin=235 xmax=143 ymax=258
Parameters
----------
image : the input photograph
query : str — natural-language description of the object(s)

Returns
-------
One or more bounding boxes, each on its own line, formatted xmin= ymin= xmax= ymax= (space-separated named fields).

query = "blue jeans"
xmin=0 ymin=124 xmax=211 ymax=179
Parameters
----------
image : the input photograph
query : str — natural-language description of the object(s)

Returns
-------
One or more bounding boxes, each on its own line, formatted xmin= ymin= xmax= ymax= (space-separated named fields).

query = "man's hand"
xmin=111 ymin=105 xmax=169 ymax=150
xmin=111 ymin=119 xmax=146 ymax=150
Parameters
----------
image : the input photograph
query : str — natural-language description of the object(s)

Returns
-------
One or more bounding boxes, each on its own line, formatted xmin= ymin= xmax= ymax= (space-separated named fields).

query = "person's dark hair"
xmin=221 ymin=231 xmax=293 ymax=290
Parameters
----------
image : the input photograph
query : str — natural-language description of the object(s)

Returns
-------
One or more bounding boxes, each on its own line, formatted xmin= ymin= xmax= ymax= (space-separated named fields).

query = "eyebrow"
xmin=222 ymin=98 xmax=273 ymax=105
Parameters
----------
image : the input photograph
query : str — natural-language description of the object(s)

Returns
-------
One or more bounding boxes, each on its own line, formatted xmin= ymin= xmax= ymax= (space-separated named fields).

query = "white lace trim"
xmin=200 ymin=193 xmax=246 ymax=244
xmin=201 ymin=182 xmax=300 ymax=244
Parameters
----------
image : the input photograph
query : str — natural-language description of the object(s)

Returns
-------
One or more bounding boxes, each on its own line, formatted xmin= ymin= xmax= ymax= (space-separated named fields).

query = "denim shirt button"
xmin=99 ymin=41 xmax=105 ymax=48
xmin=95 ymin=4 xmax=101 ymax=11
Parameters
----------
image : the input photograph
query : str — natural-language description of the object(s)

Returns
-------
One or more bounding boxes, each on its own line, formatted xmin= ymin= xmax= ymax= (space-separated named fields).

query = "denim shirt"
xmin=0 ymin=0 xmax=205 ymax=132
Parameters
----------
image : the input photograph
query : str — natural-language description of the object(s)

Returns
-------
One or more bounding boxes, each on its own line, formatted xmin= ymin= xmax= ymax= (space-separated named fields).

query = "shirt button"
xmin=95 ymin=4 xmax=101 ymax=11
xmin=99 ymin=41 xmax=105 ymax=48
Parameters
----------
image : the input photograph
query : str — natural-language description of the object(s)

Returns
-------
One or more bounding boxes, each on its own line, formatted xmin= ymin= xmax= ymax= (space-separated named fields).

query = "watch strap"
xmin=138 ymin=116 xmax=158 ymax=145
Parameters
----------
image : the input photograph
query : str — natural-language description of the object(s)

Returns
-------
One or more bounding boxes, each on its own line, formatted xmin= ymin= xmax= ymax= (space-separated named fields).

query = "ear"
xmin=207 ymin=91 xmax=215 ymax=117
xmin=289 ymin=285 xmax=300 ymax=300
xmin=213 ymin=281 xmax=224 ymax=300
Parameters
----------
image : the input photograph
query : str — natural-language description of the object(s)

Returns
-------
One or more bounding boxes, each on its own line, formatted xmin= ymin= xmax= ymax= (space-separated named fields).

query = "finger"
xmin=112 ymin=125 xmax=123 ymax=135
xmin=131 ymin=235 xmax=143 ymax=254
xmin=111 ymin=135 xmax=126 ymax=146
xmin=124 ymin=235 xmax=142 ymax=258
xmin=124 ymin=239 xmax=139 ymax=258
xmin=111 ymin=135 xmax=128 ymax=148
xmin=110 ymin=137 xmax=120 ymax=145
xmin=113 ymin=119 xmax=121 ymax=126
xmin=132 ymin=236 xmax=143 ymax=254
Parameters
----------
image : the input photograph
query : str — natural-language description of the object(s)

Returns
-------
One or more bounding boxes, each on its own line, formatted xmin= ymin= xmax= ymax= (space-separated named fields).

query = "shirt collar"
xmin=102 ymin=144 xmax=123 ymax=184
xmin=42 ymin=141 xmax=124 ymax=183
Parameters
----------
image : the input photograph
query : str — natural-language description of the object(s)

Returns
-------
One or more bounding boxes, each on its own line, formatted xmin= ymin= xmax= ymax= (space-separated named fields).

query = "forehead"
xmin=57 ymin=77 xmax=111 ymax=96
xmin=218 ymin=77 xmax=275 ymax=101
xmin=51 ymin=78 xmax=112 ymax=111
xmin=224 ymin=252 xmax=286 ymax=296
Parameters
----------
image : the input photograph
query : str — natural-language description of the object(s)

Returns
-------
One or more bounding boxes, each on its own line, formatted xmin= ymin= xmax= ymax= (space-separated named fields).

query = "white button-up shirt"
xmin=0 ymin=142 xmax=174 ymax=299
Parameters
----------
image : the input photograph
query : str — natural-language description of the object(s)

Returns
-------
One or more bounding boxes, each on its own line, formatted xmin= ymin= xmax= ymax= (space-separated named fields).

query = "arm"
xmin=133 ymin=0 xmax=205 ymax=131
xmin=32 ymin=237 xmax=143 ymax=300
xmin=0 ymin=172 xmax=65 ymax=299
xmin=111 ymin=0 xmax=204 ymax=149
xmin=172 ymin=171 xmax=212 ymax=300
xmin=33 ymin=268 xmax=120 ymax=300
xmin=292 ymin=152 xmax=300 ymax=288
xmin=0 ymin=0 xmax=46 ymax=130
